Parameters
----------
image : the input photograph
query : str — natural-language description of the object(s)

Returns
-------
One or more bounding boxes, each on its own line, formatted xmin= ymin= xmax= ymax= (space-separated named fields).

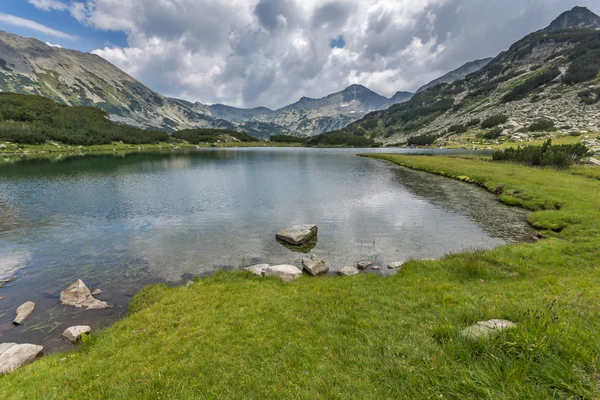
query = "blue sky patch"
xmin=329 ymin=35 xmax=345 ymax=49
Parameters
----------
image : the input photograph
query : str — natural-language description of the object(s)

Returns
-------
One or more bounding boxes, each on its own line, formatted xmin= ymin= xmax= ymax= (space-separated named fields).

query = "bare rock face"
xmin=243 ymin=264 xmax=270 ymax=276
xmin=60 ymin=280 xmax=110 ymax=310
xmin=276 ymin=225 xmax=318 ymax=245
xmin=264 ymin=265 xmax=303 ymax=282
xmin=461 ymin=319 xmax=517 ymax=339
xmin=62 ymin=326 xmax=92 ymax=343
xmin=388 ymin=261 xmax=405 ymax=270
xmin=0 ymin=343 xmax=43 ymax=374
xmin=338 ymin=266 xmax=360 ymax=277
xmin=13 ymin=301 xmax=35 ymax=325
xmin=357 ymin=260 xmax=372 ymax=270
xmin=301 ymin=255 xmax=328 ymax=276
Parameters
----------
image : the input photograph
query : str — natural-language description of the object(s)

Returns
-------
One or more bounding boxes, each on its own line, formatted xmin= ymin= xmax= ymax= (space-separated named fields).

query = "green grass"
xmin=2 ymin=155 xmax=600 ymax=399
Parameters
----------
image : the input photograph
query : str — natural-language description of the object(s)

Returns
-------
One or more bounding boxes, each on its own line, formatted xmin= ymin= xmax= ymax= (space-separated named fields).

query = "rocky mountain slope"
xmin=344 ymin=6 xmax=600 ymax=152
xmin=416 ymin=58 xmax=493 ymax=93
xmin=0 ymin=30 xmax=412 ymax=138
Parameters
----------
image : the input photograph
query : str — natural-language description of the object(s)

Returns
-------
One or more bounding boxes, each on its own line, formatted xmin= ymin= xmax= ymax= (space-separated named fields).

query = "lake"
xmin=0 ymin=148 xmax=534 ymax=351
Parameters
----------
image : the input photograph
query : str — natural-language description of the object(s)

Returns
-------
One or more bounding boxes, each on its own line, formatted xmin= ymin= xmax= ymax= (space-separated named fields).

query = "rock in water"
xmin=357 ymin=260 xmax=372 ymax=270
xmin=461 ymin=319 xmax=517 ymax=339
xmin=388 ymin=261 xmax=405 ymax=270
xmin=60 ymin=280 xmax=110 ymax=310
xmin=0 ymin=343 xmax=43 ymax=374
xmin=13 ymin=301 xmax=35 ymax=325
xmin=264 ymin=265 xmax=303 ymax=282
xmin=301 ymin=255 xmax=328 ymax=276
xmin=91 ymin=289 xmax=103 ymax=296
xmin=62 ymin=326 xmax=92 ymax=343
xmin=244 ymin=264 xmax=270 ymax=276
xmin=338 ymin=266 xmax=360 ymax=277
xmin=276 ymin=224 xmax=318 ymax=245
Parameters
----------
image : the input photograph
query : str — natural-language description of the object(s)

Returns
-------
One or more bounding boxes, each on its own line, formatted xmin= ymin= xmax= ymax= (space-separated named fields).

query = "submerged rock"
xmin=91 ymin=289 xmax=103 ymax=296
xmin=13 ymin=301 xmax=35 ymax=325
xmin=372 ymin=266 xmax=381 ymax=271
xmin=62 ymin=326 xmax=92 ymax=343
xmin=276 ymin=224 xmax=318 ymax=245
xmin=0 ymin=278 xmax=13 ymax=288
xmin=338 ymin=266 xmax=359 ymax=277
xmin=244 ymin=264 xmax=270 ymax=276
xmin=0 ymin=343 xmax=43 ymax=374
xmin=357 ymin=260 xmax=372 ymax=270
xmin=301 ymin=255 xmax=328 ymax=276
xmin=264 ymin=265 xmax=302 ymax=282
xmin=461 ymin=319 xmax=517 ymax=339
xmin=388 ymin=261 xmax=405 ymax=270
xmin=60 ymin=280 xmax=110 ymax=310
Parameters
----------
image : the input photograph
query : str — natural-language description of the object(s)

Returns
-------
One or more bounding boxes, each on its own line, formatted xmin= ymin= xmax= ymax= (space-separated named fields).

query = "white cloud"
xmin=26 ymin=0 xmax=600 ymax=108
xmin=0 ymin=12 xmax=77 ymax=41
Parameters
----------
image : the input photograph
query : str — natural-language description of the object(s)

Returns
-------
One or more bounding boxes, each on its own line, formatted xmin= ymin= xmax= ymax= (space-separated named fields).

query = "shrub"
xmin=483 ymin=127 xmax=503 ymax=139
xmin=578 ymin=88 xmax=600 ymax=104
xmin=172 ymin=129 xmax=257 ymax=143
xmin=466 ymin=118 xmax=481 ymax=127
xmin=502 ymin=66 xmax=561 ymax=103
xmin=407 ymin=133 xmax=438 ymax=146
xmin=527 ymin=119 xmax=555 ymax=132
xmin=493 ymin=139 xmax=589 ymax=168
xmin=447 ymin=124 xmax=467 ymax=134
xmin=269 ymin=135 xmax=306 ymax=143
xmin=481 ymin=115 xmax=508 ymax=129
xmin=305 ymin=131 xmax=374 ymax=147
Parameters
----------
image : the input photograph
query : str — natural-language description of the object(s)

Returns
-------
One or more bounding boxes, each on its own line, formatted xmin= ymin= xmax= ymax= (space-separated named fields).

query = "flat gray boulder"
xmin=301 ymin=255 xmax=328 ymax=276
xmin=60 ymin=280 xmax=110 ymax=310
xmin=461 ymin=319 xmax=517 ymax=339
xmin=388 ymin=261 xmax=405 ymax=270
xmin=244 ymin=264 xmax=270 ymax=276
xmin=62 ymin=325 xmax=92 ymax=343
xmin=338 ymin=266 xmax=359 ymax=277
xmin=357 ymin=260 xmax=372 ymax=270
xmin=276 ymin=224 xmax=318 ymax=245
xmin=0 ymin=343 xmax=43 ymax=374
xmin=264 ymin=265 xmax=302 ymax=282
xmin=13 ymin=301 xmax=35 ymax=325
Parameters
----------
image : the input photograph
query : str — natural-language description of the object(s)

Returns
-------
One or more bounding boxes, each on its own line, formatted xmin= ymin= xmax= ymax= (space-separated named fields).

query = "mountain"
xmin=416 ymin=58 xmax=493 ymax=93
xmin=344 ymin=7 xmax=600 ymax=148
xmin=544 ymin=6 xmax=600 ymax=31
xmin=0 ymin=29 xmax=413 ymax=138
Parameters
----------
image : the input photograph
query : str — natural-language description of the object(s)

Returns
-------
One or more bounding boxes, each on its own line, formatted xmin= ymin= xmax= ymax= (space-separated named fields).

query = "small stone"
xmin=91 ymin=289 xmax=103 ymax=296
xmin=301 ymin=255 xmax=328 ymax=276
xmin=372 ymin=266 xmax=381 ymax=270
xmin=338 ymin=266 xmax=359 ymax=277
xmin=62 ymin=326 xmax=91 ymax=343
xmin=388 ymin=261 xmax=405 ymax=270
xmin=276 ymin=224 xmax=318 ymax=245
xmin=13 ymin=301 xmax=35 ymax=325
xmin=357 ymin=260 xmax=372 ymax=270
xmin=461 ymin=319 xmax=517 ymax=339
xmin=264 ymin=265 xmax=303 ymax=282
xmin=244 ymin=264 xmax=270 ymax=276
xmin=0 ymin=343 xmax=43 ymax=374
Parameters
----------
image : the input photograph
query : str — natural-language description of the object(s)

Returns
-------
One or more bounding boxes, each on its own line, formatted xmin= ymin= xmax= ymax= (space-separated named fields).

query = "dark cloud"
xmin=311 ymin=1 xmax=353 ymax=30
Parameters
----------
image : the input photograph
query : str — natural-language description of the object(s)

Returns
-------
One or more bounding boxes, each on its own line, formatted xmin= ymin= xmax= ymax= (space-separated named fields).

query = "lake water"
xmin=0 ymin=148 xmax=534 ymax=351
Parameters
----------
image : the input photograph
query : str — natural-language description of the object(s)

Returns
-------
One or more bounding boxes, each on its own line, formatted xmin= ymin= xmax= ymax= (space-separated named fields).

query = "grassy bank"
xmin=2 ymin=155 xmax=599 ymax=399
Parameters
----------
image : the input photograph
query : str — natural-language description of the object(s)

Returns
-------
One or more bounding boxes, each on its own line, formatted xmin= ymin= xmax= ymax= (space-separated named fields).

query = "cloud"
xmin=0 ymin=12 xmax=77 ymax=40
xmin=27 ymin=0 xmax=600 ymax=108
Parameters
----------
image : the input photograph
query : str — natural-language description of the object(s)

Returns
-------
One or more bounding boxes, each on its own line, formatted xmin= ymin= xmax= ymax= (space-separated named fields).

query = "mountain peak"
xmin=544 ymin=6 xmax=600 ymax=31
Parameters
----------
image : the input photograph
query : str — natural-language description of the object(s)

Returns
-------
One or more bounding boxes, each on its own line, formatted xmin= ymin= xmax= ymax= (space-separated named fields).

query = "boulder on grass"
xmin=461 ymin=319 xmax=517 ymax=339
xmin=0 ymin=343 xmax=43 ymax=374
xmin=62 ymin=326 xmax=92 ymax=343
xmin=338 ymin=266 xmax=359 ymax=277
xmin=13 ymin=301 xmax=35 ymax=325
xmin=388 ymin=261 xmax=405 ymax=270
xmin=60 ymin=280 xmax=110 ymax=310
xmin=301 ymin=255 xmax=328 ymax=276
xmin=243 ymin=264 xmax=270 ymax=276
xmin=276 ymin=225 xmax=318 ymax=245
xmin=264 ymin=265 xmax=302 ymax=282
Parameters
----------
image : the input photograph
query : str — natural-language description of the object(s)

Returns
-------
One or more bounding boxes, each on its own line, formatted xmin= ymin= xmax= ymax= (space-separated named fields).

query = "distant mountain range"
xmin=0 ymin=30 xmax=419 ymax=138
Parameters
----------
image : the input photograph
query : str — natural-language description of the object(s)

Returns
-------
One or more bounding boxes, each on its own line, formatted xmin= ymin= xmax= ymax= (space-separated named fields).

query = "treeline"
xmin=305 ymin=131 xmax=375 ymax=147
xmin=493 ymin=139 xmax=589 ymax=168
xmin=172 ymin=128 xmax=257 ymax=143
xmin=269 ymin=135 xmax=306 ymax=143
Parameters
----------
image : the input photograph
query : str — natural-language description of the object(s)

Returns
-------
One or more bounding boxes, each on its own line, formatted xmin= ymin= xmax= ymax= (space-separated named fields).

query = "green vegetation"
xmin=502 ymin=66 xmax=561 ymax=103
xmin=305 ymin=131 xmax=375 ymax=147
xmin=269 ymin=134 xmax=307 ymax=144
xmin=578 ymin=88 xmax=600 ymax=104
xmin=171 ymin=128 xmax=257 ymax=143
xmin=480 ymin=114 xmax=508 ymax=129
xmin=3 ymin=154 xmax=600 ymax=399
xmin=406 ymin=133 xmax=438 ymax=146
xmin=526 ymin=118 xmax=556 ymax=132
xmin=493 ymin=139 xmax=589 ymax=168
xmin=482 ymin=127 xmax=503 ymax=139
xmin=447 ymin=124 xmax=467 ymax=134
xmin=466 ymin=118 xmax=480 ymax=127
xmin=0 ymin=93 xmax=170 ymax=145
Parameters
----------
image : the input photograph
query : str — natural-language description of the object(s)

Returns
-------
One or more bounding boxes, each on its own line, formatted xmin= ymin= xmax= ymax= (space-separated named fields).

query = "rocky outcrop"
xmin=13 ymin=301 xmax=35 ymax=325
xmin=244 ymin=264 xmax=270 ymax=276
xmin=0 ymin=343 xmax=43 ymax=374
xmin=301 ymin=255 xmax=328 ymax=276
xmin=62 ymin=326 xmax=92 ymax=343
xmin=263 ymin=265 xmax=302 ymax=282
xmin=461 ymin=319 xmax=517 ymax=339
xmin=60 ymin=280 xmax=110 ymax=310
xmin=388 ymin=261 xmax=405 ymax=270
xmin=357 ymin=260 xmax=372 ymax=270
xmin=338 ymin=266 xmax=360 ymax=277
xmin=276 ymin=225 xmax=318 ymax=245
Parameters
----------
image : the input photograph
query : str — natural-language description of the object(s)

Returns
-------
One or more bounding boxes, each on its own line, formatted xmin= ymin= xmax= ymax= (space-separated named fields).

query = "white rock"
xmin=337 ymin=266 xmax=359 ymax=277
xmin=60 ymin=280 xmax=110 ymax=310
xmin=62 ymin=326 xmax=92 ymax=343
xmin=0 ymin=343 xmax=43 ymax=374
xmin=276 ymin=224 xmax=318 ymax=245
xmin=13 ymin=301 xmax=35 ymax=325
xmin=372 ymin=266 xmax=381 ymax=270
xmin=301 ymin=255 xmax=328 ymax=276
xmin=244 ymin=264 xmax=270 ymax=276
xmin=388 ymin=261 xmax=405 ymax=270
xmin=91 ymin=289 xmax=103 ymax=296
xmin=264 ymin=265 xmax=302 ymax=282
xmin=461 ymin=319 xmax=517 ymax=339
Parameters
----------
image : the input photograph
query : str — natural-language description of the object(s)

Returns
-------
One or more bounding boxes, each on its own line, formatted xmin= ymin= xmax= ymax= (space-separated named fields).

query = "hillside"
xmin=416 ymin=58 xmax=493 ymax=93
xmin=344 ymin=7 xmax=600 ymax=153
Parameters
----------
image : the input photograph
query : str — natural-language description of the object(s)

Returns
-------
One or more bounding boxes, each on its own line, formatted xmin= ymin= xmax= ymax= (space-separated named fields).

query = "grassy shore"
xmin=1 ymin=155 xmax=599 ymax=399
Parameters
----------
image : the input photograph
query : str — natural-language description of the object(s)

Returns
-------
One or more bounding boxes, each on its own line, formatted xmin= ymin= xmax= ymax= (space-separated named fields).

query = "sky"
xmin=0 ymin=0 xmax=599 ymax=109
